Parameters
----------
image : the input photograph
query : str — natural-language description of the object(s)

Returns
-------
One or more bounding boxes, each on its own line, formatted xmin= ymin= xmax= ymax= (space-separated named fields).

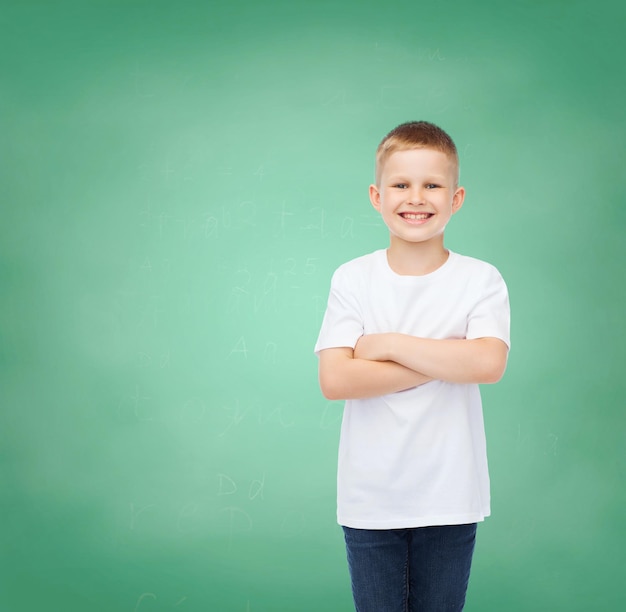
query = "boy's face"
xmin=369 ymin=148 xmax=465 ymax=249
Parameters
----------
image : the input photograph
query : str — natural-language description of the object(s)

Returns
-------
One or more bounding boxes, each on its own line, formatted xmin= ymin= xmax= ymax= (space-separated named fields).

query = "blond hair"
xmin=375 ymin=121 xmax=459 ymax=185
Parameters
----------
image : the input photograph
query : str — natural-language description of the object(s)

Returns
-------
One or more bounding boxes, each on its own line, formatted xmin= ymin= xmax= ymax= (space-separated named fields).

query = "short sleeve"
xmin=466 ymin=265 xmax=511 ymax=347
xmin=314 ymin=266 xmax=364 ymax=355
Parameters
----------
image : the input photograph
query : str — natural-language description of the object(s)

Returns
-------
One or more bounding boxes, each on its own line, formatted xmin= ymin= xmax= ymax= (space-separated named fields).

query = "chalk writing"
xmin=140 ymin=257 xmax=153 ymax=273
xmin=219 ymin=399 xmax=246 ymax=437
xmin=137 ymin=350 xmax=171 ymax=369
xmin=321 ymin=89 xmax=347 ymax=107
xmin=130 ymin=503 xmax=156 ymax=530
xmin=263 ymin=342 xmax=277 ymax=365
xmin=228 ymin=336 xmax=249 ymax=359
xmin=220 ymin=506 xmax=253 ymax=549
xmin=341 ymin=216 xmax=354 ymax=238
xmin=217 ymin=473 xmax=238 ymax=496
xmin=275 ymin=200 xmax=294 ymax=238
xmin=545 ymin=433 xmax=559 ymax=456
xmin=134 ymin=593 xmax=188 ymax=610
xmin=259 ymin=403 xmax=294 ymax=429
xmin=301 ymin=207 xmax=328 ymax=238
xmin=134 ymin=593 xmax=157 ymax=611
xmin=137 ymin=296 xmax=162 ymax=329
xmin=203 ymin=212 xmax=219 ymax=238
xmin=118 ymin=385 xmax=153 ymax=421
xmin=249 ymin=473 xmax=265 ymax=501
xmin=217 ymin=473 xmax=266 ymax=501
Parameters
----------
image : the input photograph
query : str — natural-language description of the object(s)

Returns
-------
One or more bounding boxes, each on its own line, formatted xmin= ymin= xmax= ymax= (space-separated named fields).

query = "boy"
xmin=314 ymin=121 xmax=510 ymax=611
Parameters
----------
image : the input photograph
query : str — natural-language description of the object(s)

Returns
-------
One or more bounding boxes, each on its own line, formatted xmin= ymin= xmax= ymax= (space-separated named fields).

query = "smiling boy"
xmin=314 ymin=121 xmax=510 ymax=611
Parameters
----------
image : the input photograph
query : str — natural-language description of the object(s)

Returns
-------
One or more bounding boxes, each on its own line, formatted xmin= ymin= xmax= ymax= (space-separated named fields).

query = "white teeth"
xmin=402 ymin=213 xmax=431 ymax=219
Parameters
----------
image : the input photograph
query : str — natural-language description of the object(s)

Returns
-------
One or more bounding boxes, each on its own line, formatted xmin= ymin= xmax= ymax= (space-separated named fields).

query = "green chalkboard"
xmin=2 ymin=0 xmax=625 ymax=610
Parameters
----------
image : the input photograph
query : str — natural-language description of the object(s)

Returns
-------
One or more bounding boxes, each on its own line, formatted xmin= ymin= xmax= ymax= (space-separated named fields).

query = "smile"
xmin=400 ymin=212 xmax=433 ymax=221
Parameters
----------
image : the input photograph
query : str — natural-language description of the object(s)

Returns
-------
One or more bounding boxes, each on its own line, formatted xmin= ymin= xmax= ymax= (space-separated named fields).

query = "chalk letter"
xmin=228 ymin=336 xmax=248 ymax=359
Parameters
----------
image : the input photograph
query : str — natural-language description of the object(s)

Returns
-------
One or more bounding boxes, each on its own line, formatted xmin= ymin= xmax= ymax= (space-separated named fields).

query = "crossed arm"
xmin=318 ymin=333 xmax=509 ymax=401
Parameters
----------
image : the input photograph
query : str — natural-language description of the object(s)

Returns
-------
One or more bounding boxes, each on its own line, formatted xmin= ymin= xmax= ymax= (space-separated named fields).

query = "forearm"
xmin=318 ymin=347 xmax=432 ymax=400
xmin=356 ymin=334 xmax=508 ymax=384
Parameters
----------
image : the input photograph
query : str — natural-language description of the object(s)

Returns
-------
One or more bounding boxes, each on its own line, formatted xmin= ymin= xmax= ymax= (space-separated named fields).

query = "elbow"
xmin=321 ymin=388 xmax=343 ymax=401
xmin=319 ymin=375 xmax=344 ymax=401
xmin=481 ymin=369 xmax=504 ymax=385
xmin=472 ymin=338 xmax=508 ymax=384
xmin=318 ymin=350 xmax=353 ymax=400
xmin=480 ymin=354 xmax=508 ymax=384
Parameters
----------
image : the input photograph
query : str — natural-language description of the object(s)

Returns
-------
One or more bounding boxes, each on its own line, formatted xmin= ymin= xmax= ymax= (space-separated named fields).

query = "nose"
xmin=406 ymin=186 xmax=425 ymax=206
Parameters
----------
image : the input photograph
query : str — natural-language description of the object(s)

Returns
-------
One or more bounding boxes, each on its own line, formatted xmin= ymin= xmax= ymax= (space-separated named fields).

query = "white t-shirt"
xmin=314 ymin=249 xmax=510 ymax=529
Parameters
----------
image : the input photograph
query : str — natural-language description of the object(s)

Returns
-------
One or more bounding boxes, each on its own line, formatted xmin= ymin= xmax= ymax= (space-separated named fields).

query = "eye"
xmin=393 ymin=183 xmax=408 ymax=189
xmin=425 ymin=183 xmax=440 ymax=189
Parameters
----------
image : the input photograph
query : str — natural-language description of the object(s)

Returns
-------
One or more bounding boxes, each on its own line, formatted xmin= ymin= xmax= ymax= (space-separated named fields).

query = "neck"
xmin=385 ymin=237 xmax=449 ymax=276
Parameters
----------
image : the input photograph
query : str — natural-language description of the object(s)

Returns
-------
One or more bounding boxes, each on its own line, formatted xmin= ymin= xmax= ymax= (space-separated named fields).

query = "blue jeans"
xmin=342 ymin=523 xmax=477 ymax=612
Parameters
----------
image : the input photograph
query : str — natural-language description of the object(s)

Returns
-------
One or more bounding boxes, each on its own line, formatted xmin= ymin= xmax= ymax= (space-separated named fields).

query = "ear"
xmin=451 ymin=186 xmax=465 ymax=214
xmin=369 ymin=184 xmax=381 ymax=212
